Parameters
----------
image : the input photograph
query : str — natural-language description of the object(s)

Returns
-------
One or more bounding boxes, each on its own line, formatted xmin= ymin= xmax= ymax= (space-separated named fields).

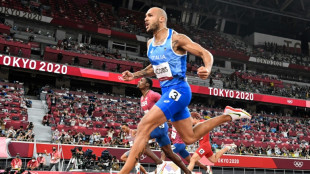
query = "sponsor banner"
xmin=249 ymin=57 xmax=310 ymax=72
xmin=249 ymin=57 xmax=290 ymax=68
xmin=215 ymin=155 xmax=276 ymax=169
xmin=0 ymin=7 xmax=53 ymax=23
xmin=215 ymin=155 xmax=310 ymax=170
xmin=0 ymin=54 xmax=71 ymax=75
xmin=0 ymin=55 xmax=308 ymax=108
xmin=8 ymin=141 xmax=310 ymax=170
xmin=191 ymin=86 xmax=308 ymax=108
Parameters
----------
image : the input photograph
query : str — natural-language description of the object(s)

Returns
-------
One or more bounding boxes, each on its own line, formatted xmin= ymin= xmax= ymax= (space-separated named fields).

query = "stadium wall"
xmin=1 ymin=55 xmax=309 ymax=108
xmin=6 ymin=141 xmax=310 ymax=171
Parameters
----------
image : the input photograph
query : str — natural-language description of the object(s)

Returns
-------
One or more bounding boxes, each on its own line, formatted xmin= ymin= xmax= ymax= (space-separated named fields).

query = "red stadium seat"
xmin=223 ymin=139 xmax=233 ymax=144
xmin=129 ymin=125 xmax=137 ymax=129
xmin=84 ymin=127 xmax=94 ymax=135
xmin=254 ymin=136 xmax=262 ymax=141
xmin=233 ymin=139 xmax=241 ymax=146
xmin=254 ymin=141 xmax=262 ymax=147
xmin=261 ymin=142 xmax=268 ymax=148
xmin=241 ymin=140 xmax=251 ymax=147
xmin=99 ymin=128 xmax=108 ymax=136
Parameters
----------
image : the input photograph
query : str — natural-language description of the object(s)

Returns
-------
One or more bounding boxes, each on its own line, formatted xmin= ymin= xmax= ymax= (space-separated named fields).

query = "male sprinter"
xmin=170 ymin=125 xmax=211 ymax=172
xmin=188 ymin=112 xmax=237 ymax=172
xmin=120 ymin=124 xmax=144 ymax=173
xmin=138 ymin=77 xmax=190 ymax=173
xmin=120 ymin=7 xmax=251 ymax=173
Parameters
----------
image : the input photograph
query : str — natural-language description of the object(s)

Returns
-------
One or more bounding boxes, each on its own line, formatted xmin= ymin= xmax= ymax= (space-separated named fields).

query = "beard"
xmin=148 ymin=21 xmax=160 ymax=33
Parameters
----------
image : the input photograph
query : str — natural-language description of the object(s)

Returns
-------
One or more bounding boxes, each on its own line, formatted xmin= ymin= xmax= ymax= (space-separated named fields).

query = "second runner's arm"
xmin=122 ymin=39 xmax=155 ymax=81
xmin=122 ymin=64 xmax=155 ymax=81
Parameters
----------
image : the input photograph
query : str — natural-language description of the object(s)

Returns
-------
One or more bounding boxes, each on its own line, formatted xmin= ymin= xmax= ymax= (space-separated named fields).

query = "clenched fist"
xmin=197 ymin=66 xmax=210 ymax=80
xmin=122 ymin=70 xmax=135 ymax=81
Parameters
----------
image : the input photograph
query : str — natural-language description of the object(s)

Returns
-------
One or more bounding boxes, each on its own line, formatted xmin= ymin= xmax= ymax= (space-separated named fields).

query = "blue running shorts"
xmin=173 ymin=143 xmax=190 ymax=159
xmin=150 ymin=122 xmax=171 ymax=147
xmin=155 ymin=80 xmax=191 ymax=122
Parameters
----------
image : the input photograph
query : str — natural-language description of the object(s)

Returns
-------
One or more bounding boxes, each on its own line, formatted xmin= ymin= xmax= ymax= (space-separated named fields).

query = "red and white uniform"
xmin=11 ymin=158 xmax=22 ymax=169
xmin=126 ymin=129 xmax=136 ymax=147
xmin=37 ymin=156 xmax=45 ymax=164
xmin=27 ymin=160 xmax=39 ymax=168
xmin=140 ymin=90 xmax=166 ymax=130
xmin=140 ymin=90 xmax=161 ymax=114
xmin=50 ymin=150 xmax=60 ymax=164
xmin=196 ymin=120 xmax=213 ymax=158
xmin=171 ymin=126 xmax=184 ymax=144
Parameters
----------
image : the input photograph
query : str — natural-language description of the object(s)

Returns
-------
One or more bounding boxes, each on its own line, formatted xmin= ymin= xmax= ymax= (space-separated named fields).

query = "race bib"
xmin=153 ymin=62 xmax=173 ymax=81
xmin=171 ymin=131 xmax=176 ymax=139
xmin=199 ymin=149 xmax=205 ymax=155
xmin=169 ymin=89 xmax=181 ymax=101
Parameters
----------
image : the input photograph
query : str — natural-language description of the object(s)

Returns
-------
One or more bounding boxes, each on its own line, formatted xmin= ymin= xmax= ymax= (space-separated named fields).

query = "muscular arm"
xmin=132 ymin=64 xmax=155 ymax=79
xmin=173 ymin=34 xmax=213 ymax=77
xmin=122 ymin=39 xmax=155 ymax=80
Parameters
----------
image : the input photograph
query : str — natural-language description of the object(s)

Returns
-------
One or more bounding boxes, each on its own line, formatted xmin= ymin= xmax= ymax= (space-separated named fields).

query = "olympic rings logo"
xmin=140 ymin=154 xmax=147 ymax=161
xmin=118 ymin=76 xmax=124 ymax=81
xmin=287 ymin=100 xmax=293 ymax=104
xmin=293 ymin=161 xmax=303 ymax=168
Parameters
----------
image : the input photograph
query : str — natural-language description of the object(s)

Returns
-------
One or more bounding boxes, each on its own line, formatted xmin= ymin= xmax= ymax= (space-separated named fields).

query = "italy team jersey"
xmin=147 ymin=28 xmax=187 ymax=87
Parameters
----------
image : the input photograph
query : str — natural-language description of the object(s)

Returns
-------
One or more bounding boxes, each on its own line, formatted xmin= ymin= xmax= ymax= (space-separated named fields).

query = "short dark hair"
xmin=122 ymin=123 xmax=129 ymax=127
xmin=145 ymin=78 xmax=153 ymax=88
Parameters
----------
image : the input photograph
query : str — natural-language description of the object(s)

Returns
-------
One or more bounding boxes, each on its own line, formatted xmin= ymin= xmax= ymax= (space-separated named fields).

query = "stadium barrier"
xmin=0 ymin=54 xmax=309 ymax=108
xmin=7 ymin=141 xmax=310 ymax=171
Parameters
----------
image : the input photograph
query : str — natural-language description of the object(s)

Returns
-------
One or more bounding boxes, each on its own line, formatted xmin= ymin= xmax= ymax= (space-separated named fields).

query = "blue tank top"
xmin=147 ymin=28 xmax=187 ymax=88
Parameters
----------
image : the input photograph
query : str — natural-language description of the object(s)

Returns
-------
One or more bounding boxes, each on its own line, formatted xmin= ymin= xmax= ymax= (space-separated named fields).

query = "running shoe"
xmin=156 ymin=161 xmax=167 ymax=174
xmin=207 ymin=165 xmax=213 ymax=174
xmin=223 ymin=106 xmax=251 ymax=121
xmin=135 ymin=163 xmax=141 ymax=174
xmin=224 ymin=143 xmax=237 ymax=152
